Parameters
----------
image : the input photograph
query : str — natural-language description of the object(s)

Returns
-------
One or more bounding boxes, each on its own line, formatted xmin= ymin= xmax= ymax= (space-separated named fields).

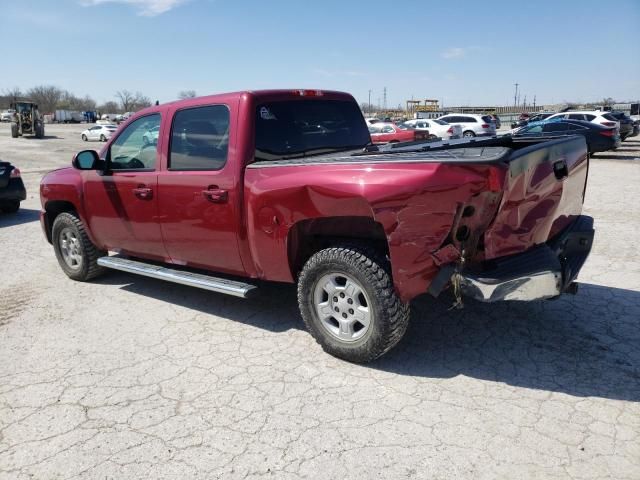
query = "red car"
xmin=39 ymin=89 xmax=594 ymax=363
xmin=368 ymin=122 xmax=427 ymax=144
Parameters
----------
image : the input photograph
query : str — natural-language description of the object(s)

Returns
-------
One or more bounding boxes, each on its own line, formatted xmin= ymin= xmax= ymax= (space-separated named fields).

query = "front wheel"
xmin=100 ymin=134 xmax=106 ymax=142
xmin=463 ymin=130 xmax=476 ymax=137
xmin=11 ymin=123 xmax=19 ymax=138
xmin=297 ymin=245 xmax=410 ymax=363
xmin=82 ymin=134 xmax=88 ymax=141
xmin=52 ymin=212 xmax=106 ymax=281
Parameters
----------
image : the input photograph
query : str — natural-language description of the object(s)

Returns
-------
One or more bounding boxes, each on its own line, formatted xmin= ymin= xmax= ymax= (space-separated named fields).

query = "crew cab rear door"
xmin=156 ymin=103 xmax=245 ymax=275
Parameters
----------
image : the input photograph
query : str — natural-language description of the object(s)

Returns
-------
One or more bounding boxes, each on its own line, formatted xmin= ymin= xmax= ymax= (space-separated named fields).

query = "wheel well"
xmin=43 ymin=201 xmax=77 ymax=243
xmin=288 ymin=217 xmax=389 ymax=278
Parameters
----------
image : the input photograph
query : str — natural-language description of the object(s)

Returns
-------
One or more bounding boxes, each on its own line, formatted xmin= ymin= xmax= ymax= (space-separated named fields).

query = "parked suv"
xmin=545 ymin=111 xmax=620 ymax=131
xmin=436 ymin=114 xmax=496 ymax=137
xmin=608 ymin=111 xmax=634 ymax=141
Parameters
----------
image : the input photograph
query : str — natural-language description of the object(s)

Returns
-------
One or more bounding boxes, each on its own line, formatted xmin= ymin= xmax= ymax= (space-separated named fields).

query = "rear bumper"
xmin=459 ymin=215 xmax=594 ymax=302
xmin=0 ymin=178 xmax=27 ymax=202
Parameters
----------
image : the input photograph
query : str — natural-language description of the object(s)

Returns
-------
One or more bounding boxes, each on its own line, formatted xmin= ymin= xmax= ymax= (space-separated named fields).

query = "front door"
xmin=83 ymin=113 xmax=168 ymax=260
xmin=157 ymin=104 xmax=245 ymax=275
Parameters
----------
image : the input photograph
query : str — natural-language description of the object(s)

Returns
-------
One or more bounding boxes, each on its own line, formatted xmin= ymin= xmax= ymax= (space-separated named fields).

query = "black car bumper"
xmin=458 ymin=216 xmax=594 ymax=302
xmin=0 ymin=178 xmax=27 ymax=202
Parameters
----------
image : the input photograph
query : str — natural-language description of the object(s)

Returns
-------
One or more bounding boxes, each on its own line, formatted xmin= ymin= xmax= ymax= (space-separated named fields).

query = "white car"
xmin=544 ymin=111 xmax=620 ymax=130
xmin=81 ymin=124 xmax=118 ymax=142
xmin=400 ymin=119 xmax=463 ymax=139
xmin=364 ymin=117 xmax=381 ymax=125
xmin=437 ymin=114 xmax=497 ymax=137
xmin=142 ymin=125 xmax=160 ymax=145
xmin=1 ymin=109 xmax=15 ymax=122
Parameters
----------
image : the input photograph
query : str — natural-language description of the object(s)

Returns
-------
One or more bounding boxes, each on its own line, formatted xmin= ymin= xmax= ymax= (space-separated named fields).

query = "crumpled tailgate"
xmin=483 ymin=136 xmax=589 ymax=259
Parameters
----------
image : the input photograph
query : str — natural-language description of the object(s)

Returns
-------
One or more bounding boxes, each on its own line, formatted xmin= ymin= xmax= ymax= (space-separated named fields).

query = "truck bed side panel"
xmin=244 ymin=162 xmax=497 ymax=301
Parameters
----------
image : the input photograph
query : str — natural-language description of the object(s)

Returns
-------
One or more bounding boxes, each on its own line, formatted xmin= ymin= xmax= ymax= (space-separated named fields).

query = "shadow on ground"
xmin=95 ymin=271 xmax=640 ymax=402
xmin=21 ymin=135 xmax=60 ymax=140
xmin=591 ymin=153 xmax=639 ymax=160
xmin=0 ymin=208 xmax=40 ymax=227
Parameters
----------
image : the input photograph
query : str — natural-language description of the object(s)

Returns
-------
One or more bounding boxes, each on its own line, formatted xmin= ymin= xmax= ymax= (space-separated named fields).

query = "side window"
xmin=523 ymin=124 xmax=544 ymax=133
xmin=585 ymin=114 xmax=596 ymax=121
xmin=382 ymin=125 xmax=394 ymax=133
xmin=442 ymin=116 xmax=456 ymax=123
xmin=543 ymin=122 xmax=570 ymax=133
xmin=169 ymin=105 xmax=230 ymax=171
xmin=109 ymin=114 xmax=160 ymax=170
xmin=568 ymin=114 xmax=585 ymax=121
xmin=462 ymin=116 xmax=477 ymax=123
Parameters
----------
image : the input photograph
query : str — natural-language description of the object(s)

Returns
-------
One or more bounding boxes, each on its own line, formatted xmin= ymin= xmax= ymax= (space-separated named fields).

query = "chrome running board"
xmin=97 ymin=256 xmax=257 ymax=299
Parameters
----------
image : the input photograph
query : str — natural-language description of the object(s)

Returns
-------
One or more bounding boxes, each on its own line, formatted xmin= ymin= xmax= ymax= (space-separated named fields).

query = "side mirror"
xmin=72 ymin=150 xmax=102 ymax=170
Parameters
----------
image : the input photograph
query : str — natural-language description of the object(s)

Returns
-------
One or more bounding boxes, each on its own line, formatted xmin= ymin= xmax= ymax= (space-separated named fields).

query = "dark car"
xmin=631 ymin=119 xmax=639 ymax=138
xmin=511 ymin=119 xmax=620 ymax=153
xmin=0 ymin=161 xmax=27 ymax=213
xmin=608 ymin=111 xmax=634 ymax=141
xmin=511 ymin=112 xmax=554 ymax=129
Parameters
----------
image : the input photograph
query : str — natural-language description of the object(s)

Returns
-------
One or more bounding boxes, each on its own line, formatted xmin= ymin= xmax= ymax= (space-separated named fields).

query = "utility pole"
xmin=368 ymin=89 xmax=372 ymax=114
xmin=513 ymin=82 xmax=519 ymax=109
xmin=383 ymin=87 xmax=387 ymax=110
xmin=533 ymin=95 xmax=536 ymax=110
xmin=523 ymin=95 xmax=527 ymax=109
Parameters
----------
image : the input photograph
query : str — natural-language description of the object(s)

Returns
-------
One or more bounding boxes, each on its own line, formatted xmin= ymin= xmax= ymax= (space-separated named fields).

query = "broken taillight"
xmin=487 ymin=166 xmax=503 ymax=192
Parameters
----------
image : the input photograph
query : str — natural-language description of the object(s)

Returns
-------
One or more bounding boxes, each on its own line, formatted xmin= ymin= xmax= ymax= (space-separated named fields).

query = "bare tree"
xmin=116 ymin=90 xmax=152 ymax=112
xmin=27 ymin=85 xmax=64 ymax=113
xmin=2 ymin=87 xmax=23 ymax=104
xmin=98 ymin=101 xmax=119 ymax=114
xmin=178 ymin=90 xmax=197 ymax=99
xmin=602 ymin=97 xmax=615 ymax=106
xmin=132 ymin=92 xmax=151 ymax=110
xmin=115 ymin=90 xmax=136 ymax=112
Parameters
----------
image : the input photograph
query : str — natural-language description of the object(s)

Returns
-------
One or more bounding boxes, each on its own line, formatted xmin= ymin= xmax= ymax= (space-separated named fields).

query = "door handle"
xmin=202 ymin=187 xmax=228 ymax=203
xmin=133 ymin=186 xmax=153 ymax=200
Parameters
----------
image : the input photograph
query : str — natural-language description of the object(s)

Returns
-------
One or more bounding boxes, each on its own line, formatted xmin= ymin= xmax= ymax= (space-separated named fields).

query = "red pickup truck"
xmin=39 ymin=89 xmax=594 ymax=362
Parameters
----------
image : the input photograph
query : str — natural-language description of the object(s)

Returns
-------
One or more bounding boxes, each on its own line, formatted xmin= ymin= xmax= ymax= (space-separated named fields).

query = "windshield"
xmin=254 ymin=100 xmax=370 ymax=161
xmin=433 ymin=119 xmax=447 ymax=125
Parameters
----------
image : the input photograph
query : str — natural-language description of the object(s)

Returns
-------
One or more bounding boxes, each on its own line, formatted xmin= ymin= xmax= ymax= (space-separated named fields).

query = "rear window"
xmin=254 ymin=100 xmax=370 ymax=161
xmin=481 ymin=115 xmax=494 ymax=123
xmin=602 ymin=113 xmax=617 ymax=121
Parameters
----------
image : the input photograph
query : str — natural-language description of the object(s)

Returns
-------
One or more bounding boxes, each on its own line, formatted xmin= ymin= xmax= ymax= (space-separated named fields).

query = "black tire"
xmin=463 ymin=130 xmax=476 ymax=137
xmin=100 ymin=134 xmax=106 ymax=142
xmin=82 ymin=134 xmax=88 ymax=141
xmin=297 ymin=245 xmax=410 ymax=363
xmin=0 ymin=201 xmax=20 ymax=213
xmin=11 ymin=123 xmax=19 ymax=138
xmin=52 ymin=212 xmax=106 ymax=281
xmin=35 ymin=123 xmax=44 ymax=139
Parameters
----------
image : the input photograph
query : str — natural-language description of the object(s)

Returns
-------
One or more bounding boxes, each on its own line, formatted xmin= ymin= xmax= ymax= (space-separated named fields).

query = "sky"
xmin=1 ymin=0 xmax=639 ymax=108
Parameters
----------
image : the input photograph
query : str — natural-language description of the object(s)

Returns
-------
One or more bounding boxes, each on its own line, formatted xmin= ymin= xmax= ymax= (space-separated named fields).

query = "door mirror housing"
xmin=72 ymin=150 xmax=103 ymax=170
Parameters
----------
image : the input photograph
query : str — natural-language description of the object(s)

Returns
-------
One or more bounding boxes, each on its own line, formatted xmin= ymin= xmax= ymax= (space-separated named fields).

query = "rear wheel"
xmin=11 ymin=123 xmax=18 ymax=138
xmin=52 ymin=212 xmax=106 ymax=281
xmin=297 ymin=245 xmax=410 ymax=363
xmin=463 ymin=130 xmax=476 ymax=137
xmin=82 ymin=134 xmax=88 ymax=141
xmin=35 ymin=123 xmax=44 ymax=138
xmin=0 ymin=201 xmax=20 ymax=213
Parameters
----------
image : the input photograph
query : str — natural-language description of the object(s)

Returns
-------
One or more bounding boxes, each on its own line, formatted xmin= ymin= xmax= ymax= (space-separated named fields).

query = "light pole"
xmin=368 ymin=90 xmax=372 ymax=114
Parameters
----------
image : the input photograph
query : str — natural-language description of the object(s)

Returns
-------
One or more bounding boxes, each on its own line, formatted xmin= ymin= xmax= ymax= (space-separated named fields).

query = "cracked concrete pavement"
xmin=0 ymin=124 xmax=639 ymax=479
